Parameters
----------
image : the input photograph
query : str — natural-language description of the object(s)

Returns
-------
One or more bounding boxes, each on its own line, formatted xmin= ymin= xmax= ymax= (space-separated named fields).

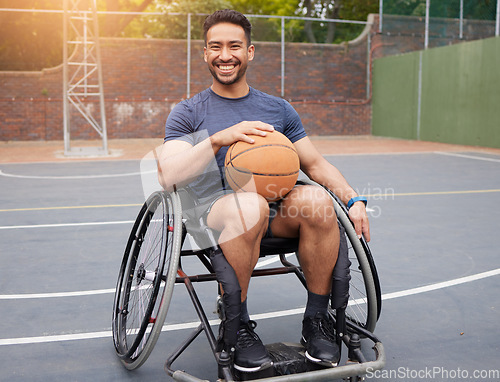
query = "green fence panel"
xmin=372 ymin=52 xmax=420 ymax=140
xmin=372 ymin=36 xmax=500 ymax=149
xmin=420 ymin=37 xmax=500 ymax=147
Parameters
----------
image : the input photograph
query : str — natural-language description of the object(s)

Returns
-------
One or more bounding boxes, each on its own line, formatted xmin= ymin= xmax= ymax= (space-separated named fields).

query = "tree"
xmin=382 ymin=0 xmax=424 ymax=16
xmin=429 ymin=0 xmax=496 ymax=20
xmin=300 ymin=0 xmax=340 ymax=43
xmin=99 ymin=0 xmax=156 ymax=37
xmin=335 ymin=0 xmax=379 ymax=42
xmin=11 ymin=0 xmax=494 ymax=71
xmin=297 ymin=0 xmax=378 ymax=43
xmin=0 ymin=0 xmax=64 ymax=71
xmin=0 ymin=0 xmax=158 ymax=70
xmin=123 ymin=0 xmax=231 ymax=40
xmin=382 ymin=0 xmax=496 ymax=19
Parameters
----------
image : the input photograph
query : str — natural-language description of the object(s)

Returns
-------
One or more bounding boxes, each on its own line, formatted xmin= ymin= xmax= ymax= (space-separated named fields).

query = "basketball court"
xmin=1 ymin=137 xmax=499 ymax=381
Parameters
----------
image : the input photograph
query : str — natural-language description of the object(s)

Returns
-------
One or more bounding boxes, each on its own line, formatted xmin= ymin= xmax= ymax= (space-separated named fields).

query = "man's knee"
xmin=236 ymin=192 xmax=269 ymax=230
xmin=208 ymin=192 xmax=269 ymax=235
xmin=288 ymin=186 xmax=337 ymax=227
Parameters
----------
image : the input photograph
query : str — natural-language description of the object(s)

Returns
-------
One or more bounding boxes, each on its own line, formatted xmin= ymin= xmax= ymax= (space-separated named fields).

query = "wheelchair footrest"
xmin=234 ymin=342 xmax=328 ymax=381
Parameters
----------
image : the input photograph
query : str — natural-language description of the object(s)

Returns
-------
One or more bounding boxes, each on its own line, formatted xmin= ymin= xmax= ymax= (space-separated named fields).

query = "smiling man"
xmin=159 ymin=9 xmax=370 ymax=374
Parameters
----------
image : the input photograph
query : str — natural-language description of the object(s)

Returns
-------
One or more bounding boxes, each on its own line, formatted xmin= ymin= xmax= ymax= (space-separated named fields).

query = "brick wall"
xmin=0 ymin=27 xmax=371 ymax=141
xmin=1 ymin=14 xmax=495 ymax=142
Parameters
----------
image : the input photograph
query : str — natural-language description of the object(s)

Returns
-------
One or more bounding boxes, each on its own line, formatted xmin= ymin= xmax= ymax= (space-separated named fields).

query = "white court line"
xmin=1 ymin=267 xmax=499 ymax=346
xmin=0 ymin=254 xmax=293 ymax=300
xmin=0 ymin=209 xmax=369 ymax=230
xmin=435 ymin=151 xmax=500 ymax=163
xmin=381 ymin=268 xmax=500 ymax=300
xmin=0 ymin=220 xmax=134 ymax=230
xmin=0 ymin=169 xmax=155 ymax=180
xmin=0 ymin=288 xmax=117 ymax=300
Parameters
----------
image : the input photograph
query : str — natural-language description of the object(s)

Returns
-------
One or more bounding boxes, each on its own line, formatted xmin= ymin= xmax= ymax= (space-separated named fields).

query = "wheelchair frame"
xmin=112 ymin=181 xmax=386 ymax=381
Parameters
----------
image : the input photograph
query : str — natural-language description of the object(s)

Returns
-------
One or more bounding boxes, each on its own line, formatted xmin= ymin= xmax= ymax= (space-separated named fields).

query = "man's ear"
xmin=204 ymin=47 xmax=208 ymax=62
xmin=248 ymin=44 xmax=255 ymax=61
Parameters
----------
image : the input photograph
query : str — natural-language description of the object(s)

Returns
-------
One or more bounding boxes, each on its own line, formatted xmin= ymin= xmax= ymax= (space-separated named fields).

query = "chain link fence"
xmin=380 ymin=0 xmax=499 ymax=49
xmin=2 ymin=2 xmax=499 ymax=71
xmin=0 ymin=8 xmax=372 ymax=102
xmin=118 ymin=12 xmax=367 ymax=44
xmin=0 ymin=8 xmax=368 ymax=72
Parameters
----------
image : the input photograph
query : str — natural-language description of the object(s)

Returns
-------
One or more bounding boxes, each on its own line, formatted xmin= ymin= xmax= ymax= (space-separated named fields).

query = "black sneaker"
xmin=233 ymin=320 xmax=273 ymax=372
xmin=301 ymin=313 xmax=340 ymax=367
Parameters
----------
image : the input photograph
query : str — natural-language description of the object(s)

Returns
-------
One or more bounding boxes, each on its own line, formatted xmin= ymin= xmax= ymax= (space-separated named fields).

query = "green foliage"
xmin=334 ymin=0 xmax=379 ymax=42
xmin=383 ymin=0 xmax=497 ymax=20
xmin=123 ymin=0 xmax=377 ymax=43
xmin=98 ymin=0 xmax=156 ymax=37
xmin=122 ymin=0 xmax=232 ymax=40
xmin=429 ymin=0 xmax=497 ymax=20
xmin=2 ymin=0 xmax=495 ymax=70
xmin=0 ymin=0 xmax=63 ymax=71
xmin=230 ymin=0 xmax=299 ymax=16
xmin=338 ymin=0 xmax=380 ymax=19
xmin=383 ymin=0 xmax=425 ymax=16
xmin=0 ymin=0 xmax=157 ymax=70
xmin=229 ymin=0 xmax=300 ymax=42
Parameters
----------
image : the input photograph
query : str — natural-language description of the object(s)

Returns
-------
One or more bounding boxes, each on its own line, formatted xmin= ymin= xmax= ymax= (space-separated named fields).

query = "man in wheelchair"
xmin=158 ymin=9 xmax=370 ymax=375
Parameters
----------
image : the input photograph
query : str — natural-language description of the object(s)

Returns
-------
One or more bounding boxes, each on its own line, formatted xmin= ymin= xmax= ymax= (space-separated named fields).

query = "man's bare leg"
xmin=206 ymin=191 xmax=272 ymax=372
xmin=270 ymin=185 xmax=340 ymax=367
xmin=270 ymin=185 xmax=339 ymax=293
xmin=206 ymin=192 xmax=269 ymax=302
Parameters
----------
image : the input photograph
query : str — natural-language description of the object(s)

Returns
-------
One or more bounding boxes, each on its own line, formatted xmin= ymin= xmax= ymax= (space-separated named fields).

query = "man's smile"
xmin=214 ymin=60 xmax=240 ymax=75
xmin=218 ymin=64 xmax=235 ymax=71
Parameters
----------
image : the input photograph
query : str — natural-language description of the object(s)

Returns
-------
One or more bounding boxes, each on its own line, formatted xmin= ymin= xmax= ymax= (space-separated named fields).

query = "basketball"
xmin=224 ymin=130 xmax=300 ymax=202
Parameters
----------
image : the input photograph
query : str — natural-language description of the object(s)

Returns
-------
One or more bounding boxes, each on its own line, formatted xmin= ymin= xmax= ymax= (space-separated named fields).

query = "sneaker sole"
xmin=304 ymin=351 xmax=338 ymax=367
xmin=301 ymin=337 xmax=338 ymax=368
xmin=233 ymin=361 xmax=273 ymax=373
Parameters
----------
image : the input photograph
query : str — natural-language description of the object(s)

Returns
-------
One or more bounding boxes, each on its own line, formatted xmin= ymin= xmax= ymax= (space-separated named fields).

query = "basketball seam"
xmin=224 ymin=165 xmax=240 ymax=191
xmin=230 ymin=168 xmax=299 ymax=177
xmin=228 ymin=143 xmax=298 ymax=163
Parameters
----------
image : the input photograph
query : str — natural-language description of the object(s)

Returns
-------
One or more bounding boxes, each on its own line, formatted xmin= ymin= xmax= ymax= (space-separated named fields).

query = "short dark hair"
xmin=203 ymin=9 xmax=252 ymax=46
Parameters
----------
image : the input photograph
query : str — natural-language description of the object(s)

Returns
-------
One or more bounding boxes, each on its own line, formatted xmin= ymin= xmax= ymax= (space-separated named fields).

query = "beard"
xmin=208 ymin=59 xmax=248 ymax=86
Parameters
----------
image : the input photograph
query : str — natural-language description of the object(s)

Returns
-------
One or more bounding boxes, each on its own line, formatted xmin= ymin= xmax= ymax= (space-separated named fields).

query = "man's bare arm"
xmin=158 ymin=121 xmax=274 ymax=191
xmin=294 ymin=137 xmax=370 ymax=241
xmin=158 ymin=138 xmax=214 ymax=191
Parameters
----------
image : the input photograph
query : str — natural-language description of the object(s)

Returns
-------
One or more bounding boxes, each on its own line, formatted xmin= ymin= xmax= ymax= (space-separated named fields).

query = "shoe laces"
xmin=311 ymin=314 xmax=337 ymax=342
xmin=236 ymin=320 xmax=260 ymax=349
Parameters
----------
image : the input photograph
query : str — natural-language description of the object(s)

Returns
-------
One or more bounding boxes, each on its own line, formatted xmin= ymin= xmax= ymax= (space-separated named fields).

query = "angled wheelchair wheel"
xmin=112 ymin=191 xmax=183 ymax=370
xmin=327 ymin=189 xmax=382 ymax=334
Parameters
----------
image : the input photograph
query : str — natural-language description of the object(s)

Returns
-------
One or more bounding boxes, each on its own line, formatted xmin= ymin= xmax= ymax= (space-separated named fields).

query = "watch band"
xmin=347 ymin=196 xmax=367 ymax=209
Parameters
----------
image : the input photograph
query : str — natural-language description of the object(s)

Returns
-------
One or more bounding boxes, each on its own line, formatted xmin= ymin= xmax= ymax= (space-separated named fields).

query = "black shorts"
xmin=182 ymin=190 xmax=282 ymax=239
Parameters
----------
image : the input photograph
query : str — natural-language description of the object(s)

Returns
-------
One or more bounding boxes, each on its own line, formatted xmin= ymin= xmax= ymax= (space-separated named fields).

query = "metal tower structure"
xmin=63 ymin=0 xmax=108 ymax=156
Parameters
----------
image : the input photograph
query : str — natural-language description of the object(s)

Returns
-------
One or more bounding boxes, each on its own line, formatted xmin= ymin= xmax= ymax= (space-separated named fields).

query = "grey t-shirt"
xmin=164 ymin=87 xmax=307 ymax=199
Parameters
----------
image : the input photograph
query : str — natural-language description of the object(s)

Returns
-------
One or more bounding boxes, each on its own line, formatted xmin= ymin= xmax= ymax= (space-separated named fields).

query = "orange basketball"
xmin=224 ymin=130 xmax=300 ymax=202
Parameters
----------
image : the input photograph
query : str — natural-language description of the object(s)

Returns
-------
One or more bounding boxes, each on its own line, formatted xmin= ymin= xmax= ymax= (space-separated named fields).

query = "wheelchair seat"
xmin=258 ymin=237 xmax=299 ymax=256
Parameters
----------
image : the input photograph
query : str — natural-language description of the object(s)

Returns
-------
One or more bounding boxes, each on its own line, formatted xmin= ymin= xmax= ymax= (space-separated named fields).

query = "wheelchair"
xmin=112 ymin=179 xmax=386 ymax=381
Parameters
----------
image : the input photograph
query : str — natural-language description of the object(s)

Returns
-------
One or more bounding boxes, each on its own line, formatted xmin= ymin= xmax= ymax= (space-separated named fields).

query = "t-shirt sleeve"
xmin=282 ymin=100 xmax=307 ymax=143
xmin=164 ymin=102 xmax=195 ymax=145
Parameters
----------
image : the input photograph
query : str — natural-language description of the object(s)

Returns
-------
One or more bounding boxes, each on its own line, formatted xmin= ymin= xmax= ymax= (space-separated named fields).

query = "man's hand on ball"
xmin=210 ymin=121 xmax=274 ymax=149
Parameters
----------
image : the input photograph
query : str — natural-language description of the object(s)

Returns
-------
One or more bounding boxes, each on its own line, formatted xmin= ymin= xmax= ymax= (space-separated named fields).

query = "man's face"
xmin=204 ymin=22 xmax=254 ymax=87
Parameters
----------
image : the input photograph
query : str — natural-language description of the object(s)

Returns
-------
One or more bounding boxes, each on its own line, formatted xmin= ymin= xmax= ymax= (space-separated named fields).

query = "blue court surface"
xmin=1 ymin=150 xmax=499 ymax=381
